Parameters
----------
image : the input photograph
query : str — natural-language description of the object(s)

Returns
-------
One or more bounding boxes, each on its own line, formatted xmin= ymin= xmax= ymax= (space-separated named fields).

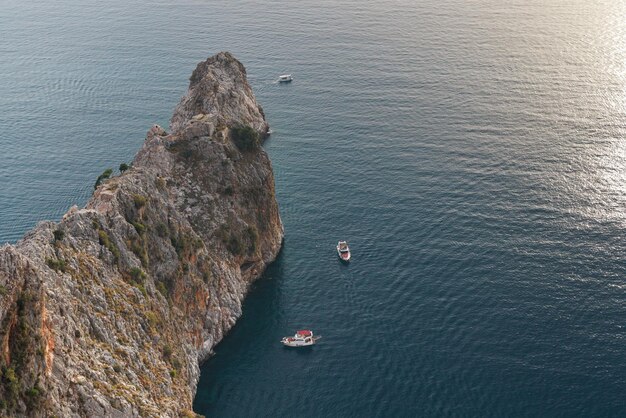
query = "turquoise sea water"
xmin=2 ymin=0 xmax=626 ymax=416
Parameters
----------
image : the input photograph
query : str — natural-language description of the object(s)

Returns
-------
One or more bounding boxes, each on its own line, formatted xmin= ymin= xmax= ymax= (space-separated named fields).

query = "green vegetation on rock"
xmin=52 ymin=229 xmax=65 ymax=242
xmin=246 ymin=225 xmax=259 ymax=254
xmin=94 ymin=168 xmax=113 ymax=189
xmin=129 ymin=267 xmax=146 ymax=283
xmin=231 ymin=125 xmax=260 ymax=151
xmin=98 ymin=229 xmax=120 ymax=262
xmin=46 ymin=258 xmax=67 ymax=273
xmin=132 ymin=194 xmax=147 ymax=209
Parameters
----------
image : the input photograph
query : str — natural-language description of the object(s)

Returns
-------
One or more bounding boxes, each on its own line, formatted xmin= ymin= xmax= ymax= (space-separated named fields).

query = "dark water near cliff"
xmin=3 ymin=0 xmax=626 ymax=416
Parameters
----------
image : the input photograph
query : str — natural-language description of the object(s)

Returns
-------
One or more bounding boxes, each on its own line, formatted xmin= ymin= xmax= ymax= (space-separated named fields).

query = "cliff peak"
xmin=170 ymin=52 xmax=268 ymax=136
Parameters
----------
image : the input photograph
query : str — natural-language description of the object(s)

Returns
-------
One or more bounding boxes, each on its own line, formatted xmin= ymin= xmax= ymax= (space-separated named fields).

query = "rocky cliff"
xmin=0 ymin=52 xmax=283 ymax=417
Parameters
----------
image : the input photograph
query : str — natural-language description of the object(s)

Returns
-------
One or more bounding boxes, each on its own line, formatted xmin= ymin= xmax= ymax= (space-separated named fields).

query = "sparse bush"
xmin=224 ymin=186 xmax=234 ymax=196
xmin=0 ymin=285 xmax=7 ymax=296
xmin=246 ymin=225 xmax=259 ymax=254
xmin=226 ymin=235 xmax=243 ymax=255
xmin=132 ymin=194 xmax=147 ymax=209
xmin=215 ymin=224 xmax=229 ymax=242
xmin=171 ymin=235 xmax=189 ymax=258
xmin=98 ymin=230 xmax=120 ymax=261
xmin=98 ymin=230 xmax=108 ymax=246
xmin=119 ymin=163 xmax=129 ymax=173
xmin=162 ymin=344 xmax=173 ymax=360
xmin=46 ymin=258 xmax=67 ymax=273
xmin=112 ymin=364 xmax=122 ymax=373
xmin=134 ymin=283 xmax=147 ymax=297
xmin=145 ymin=311 xmax=158 ymax=328
xmin=53 ymin=229 xmax=65 ymax=242
xmin=156 ymin=281 xmax=168 ymax=298
xmin=132 ymin=222 xmax=146 ymax=235
xmin=216 ymin=224 xmax=245 ymax=256
xmin=156 ymin=222 xmax=168 ymax=238
xmin=130 ymin=239 xmax=148 ymax=267
xmin=3 ymin=367 xmax=19 ymax=408
xmin=231 ymin=125 xmax=260 ymax=151
xmin=129 ymin=267 xmax=146 ymax=283
xmin=192 ymin=237 xmax=203 ymax=250
xmin=94 ymin=168 xmax=113 ymax=189
xmin=16 ymin=293 xmax=31 ymax=311
xmin=25 ymin=385 xmax=41 ymax=408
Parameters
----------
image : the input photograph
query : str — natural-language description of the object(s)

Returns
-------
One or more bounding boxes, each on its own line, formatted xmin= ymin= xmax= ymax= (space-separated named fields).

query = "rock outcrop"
xmin=0 ymin=52 xmax=283 ymax=417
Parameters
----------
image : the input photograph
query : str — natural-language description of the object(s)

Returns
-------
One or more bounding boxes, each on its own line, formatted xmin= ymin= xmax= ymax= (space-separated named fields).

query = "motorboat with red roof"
xmin=337 ymin=241 xmax=351 ymax=262
xmin=281 ymin=330 xmax=320 ymax=347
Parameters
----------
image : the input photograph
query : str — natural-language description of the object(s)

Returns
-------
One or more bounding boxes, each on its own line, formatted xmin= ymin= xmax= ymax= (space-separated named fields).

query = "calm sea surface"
xmin=2 ymin=0 xmax=626 ymax=416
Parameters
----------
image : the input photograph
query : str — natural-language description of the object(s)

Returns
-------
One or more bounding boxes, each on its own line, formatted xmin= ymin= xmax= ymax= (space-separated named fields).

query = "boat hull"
xmin=337 ymin=248 xmax=351 ymax=262
xmin=282 ymin=330 xmax=319 ymax=347
xmin=281 ymin=340 xmax=316 ymax=347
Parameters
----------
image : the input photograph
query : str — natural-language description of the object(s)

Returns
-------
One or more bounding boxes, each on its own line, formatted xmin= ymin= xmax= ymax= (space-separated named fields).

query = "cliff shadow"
xmin=193 ymin=248 xmax=286 ymax=412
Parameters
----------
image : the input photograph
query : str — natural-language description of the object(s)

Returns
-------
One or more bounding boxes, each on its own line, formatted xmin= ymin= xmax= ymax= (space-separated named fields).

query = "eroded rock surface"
xmin=0 ymin=52 xmax=283 ymax=417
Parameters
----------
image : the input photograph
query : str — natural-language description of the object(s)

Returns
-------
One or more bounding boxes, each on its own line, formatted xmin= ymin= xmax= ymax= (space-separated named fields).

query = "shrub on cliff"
xmin=162 ymin=344 xmax=173 ymax=360
xmin=46 ymin=258 xmax=67 ymax=273
xmin=25 ymin=385 xmax=42 ymax=409
xmin=94 ymin=168 xmax=113 ymax=189
xmin=246 ymin=225 xmax=259 ymax=254
xmin=156 ymin=281 xmax=168 ymax=298
xmin=98 ymin=230 xmax=120 ymax=262
xmin=132 ymin=222 xmax=146 ymax=235
xmin=227 ymin=235 xmax=245 ymax=255
xmin=156 ymin=222 xmax=168 ymax=238
xmin=52 ymin=229 xmax=65 ymax=242
xmin=2 ymin=367 xmax=19 ymax=408
xmin=129 ymin=267 xmax=146 ymax=283
xmin=130 ymin=238 xmax=148 ymax=267
xmin=231 ymin=125 xmax=260 ymax=151
xmin=132 ymin=194 xmax=147 ymax=209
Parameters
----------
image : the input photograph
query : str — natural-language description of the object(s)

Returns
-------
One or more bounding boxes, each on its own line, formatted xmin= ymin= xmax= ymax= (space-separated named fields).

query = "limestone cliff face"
xmin=0 ymin=52 xmax=283 ymax=417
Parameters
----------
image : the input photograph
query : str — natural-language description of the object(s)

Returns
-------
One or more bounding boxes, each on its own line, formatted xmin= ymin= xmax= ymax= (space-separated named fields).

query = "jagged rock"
xmin=0 ymin=52 xmax=283 ymax=417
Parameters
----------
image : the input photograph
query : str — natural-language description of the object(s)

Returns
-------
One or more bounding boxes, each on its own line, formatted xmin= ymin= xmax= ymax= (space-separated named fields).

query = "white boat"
xmin=281 ymin=330 xmax=320 ymax=347
xmin=337 ymin=241 xmax=351 ymax=262
xmin=278 ymin=74 xmax=293 ymax=82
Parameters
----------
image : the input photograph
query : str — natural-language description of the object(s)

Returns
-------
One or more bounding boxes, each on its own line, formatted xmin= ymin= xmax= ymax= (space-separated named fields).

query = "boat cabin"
xmin=296 ymin=330 xmax=312 ymax=338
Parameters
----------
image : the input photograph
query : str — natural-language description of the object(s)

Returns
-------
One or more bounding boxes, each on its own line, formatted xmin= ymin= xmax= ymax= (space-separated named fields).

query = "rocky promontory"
xmin=0 ymin=52 xmax=283 ymax=417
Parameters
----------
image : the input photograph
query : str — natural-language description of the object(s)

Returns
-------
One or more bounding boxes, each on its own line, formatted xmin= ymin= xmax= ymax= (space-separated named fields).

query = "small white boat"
xmin=337 ymin=241 xmax=351 ymax=262
xmin=278 ymin=74 xmax=293 ymax=82
xmin=281 ymin=330 xmax=320 ymax=347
